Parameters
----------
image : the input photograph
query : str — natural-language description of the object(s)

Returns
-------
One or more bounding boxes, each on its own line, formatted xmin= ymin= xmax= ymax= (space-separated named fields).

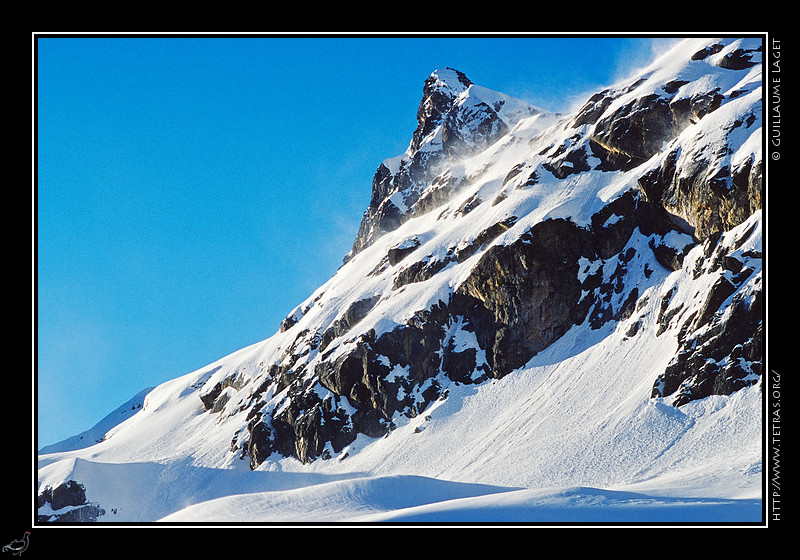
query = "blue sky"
xmin=36 ymin=34 xmax=678 ymax=448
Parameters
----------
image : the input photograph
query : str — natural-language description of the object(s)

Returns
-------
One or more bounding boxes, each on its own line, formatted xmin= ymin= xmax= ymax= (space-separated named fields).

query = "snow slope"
xmin=37 ymin=388 xmax=153 ymax=455
xmin=37 ymin=37 xmax=765 ymax=525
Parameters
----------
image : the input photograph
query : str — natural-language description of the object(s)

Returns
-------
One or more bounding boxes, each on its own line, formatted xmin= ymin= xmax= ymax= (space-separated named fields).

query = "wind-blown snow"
xmin=37 ymin=37 xmax=764 ymax=525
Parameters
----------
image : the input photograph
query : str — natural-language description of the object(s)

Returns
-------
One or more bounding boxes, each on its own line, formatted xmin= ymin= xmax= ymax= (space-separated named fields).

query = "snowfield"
xmin=37 ymin=37 xmax=765 ymax=525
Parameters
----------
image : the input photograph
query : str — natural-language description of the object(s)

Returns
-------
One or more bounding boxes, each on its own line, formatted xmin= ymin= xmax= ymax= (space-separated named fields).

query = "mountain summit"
xmin=38 ymin=38 xmax=764 ymax=524
xmin=348 ymin=67 xmax=543 ymax=257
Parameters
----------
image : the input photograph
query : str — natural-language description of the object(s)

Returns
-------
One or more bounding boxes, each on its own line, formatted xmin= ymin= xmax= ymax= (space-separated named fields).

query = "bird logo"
xmin=2 ymin=532 xmax=29 ymax=556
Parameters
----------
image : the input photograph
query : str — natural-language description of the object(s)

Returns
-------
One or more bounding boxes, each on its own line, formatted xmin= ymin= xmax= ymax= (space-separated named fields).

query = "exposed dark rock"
xmin=38 ymin=503 xmax=106 ymax=523
xmin=653 ymin=289 xmax=762 ymax=406
xmin=244 ymin=182 xmax=731 ymax=468
xmin=393 ymin=253 xmax=453 ymax=290
xmin=246 ymin=419 xmax=275 ymax=469
xmin=722 ymin=255 xmax=743 ymax=273
xmin=716 ymin=46 xmax=761 ymax=70
xmin=571 ymin=89 xmax=616 ymax=128
xmin=387 ymin=238 xmax=421 ymax=266
xmin=279 ymin=313 xmax=299 ymax=332
xmin=293 ymin=405 xmax=329 ymax=464
xmin=50 ymin=480 xmax=86 ymax=510
xmin=441 ymin=99 xmax=509 ymax=160
xmin=652 ymin=231 xmax=762 ymax=406
xmin=456 ymin=194 xmax=483 ymax=216
xmin=414 ymin=186 xmax=454 ymax=216
xmin=410 ymin=68 xmax=473 ymax=155
xmin=454 ymin=218 xmax=597 ymax=375
xmin=589 ymin=139 xmax=637 ymax=172
xmin=691 ymin=43 xmax=724 ymax=61
xmin=520 ymin=169 xmax=539 ymax=189
xmin=199 ymin=373 xmax=246 ymax=413
xmin=318 ymin=343 xmax=377 ymax=399
xmin=454 ymin=216 xmax=518 ymax=263
xmin=625 ymin=318 xmax=643 ymax=338
xmin=246 ymin=301 xmax=458 ymax=468
xmin=37 ymin=480 xmax=105 ymax=523
xmin=648 ymin=235 xmax=695 ymax=272
xmin=590 ymin=94 xmax=675 ymax=171
xmin=199 ymin=380 xmax=224 ymax=411
xmin=250 ymin=367 xmax=363 ymax=465
xmin=656 ymin=287 xmax=683 ymax=337
xmin=663 ymin=80 xmax=690 ymax=94
xmin=318 ymin=295 xmax=381 ymax=352
xmin=542 ymin=144 xmax=592 ymax=179
xmin=671 ymin=89 xmax=724 ymax=127
xmin=441 ymin=343 xmax=479 ymax=384
xmin=590 ymin=190 xmax=675 ymax=260
xmin=637 ymin=134 xmax=762 ymax=241
xmin=267 ymin=310 xmax=465 ymax=465
xmin=502 ymin=163 xmax=527 ymax=186
xmin=693 ymin=276 xmax=737 ymax=330
xmin=618 ymin=287 xmax=640 ymax=322
xmin=372 ymin=302 xmax=452 ymax=384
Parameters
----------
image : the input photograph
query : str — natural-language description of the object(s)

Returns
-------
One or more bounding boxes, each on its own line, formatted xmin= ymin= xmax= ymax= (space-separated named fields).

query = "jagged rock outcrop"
xmin=636 ymin=120 xmax=762 ymax=241
xmin=583 ymin=41 xmax=763 ymax=242
xmin=37 ymin=480 xmax=105 ymax=523
xmin=651 ymin=217 xmax=762 ymax=405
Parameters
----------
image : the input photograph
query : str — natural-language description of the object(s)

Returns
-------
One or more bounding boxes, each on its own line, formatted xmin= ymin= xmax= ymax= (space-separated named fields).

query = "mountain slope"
xmin=37 ymin=37 xmax=764 ymax=524
xmin=37 ymin=388 xmax=152 ymax=455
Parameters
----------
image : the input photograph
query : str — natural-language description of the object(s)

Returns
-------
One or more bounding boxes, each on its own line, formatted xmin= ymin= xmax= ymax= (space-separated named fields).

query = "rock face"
xmin=650 ymin=218 xmax=762 ymax=406
xmin=200 ymin=38 xmax=764 ymax=470
xmin=565 ymin=41 xmax=763 ymax=244
xmin=37 ymin=480 xmax=105 ymax=523
xmin=636 ymin=125 xmax=762 ymax=242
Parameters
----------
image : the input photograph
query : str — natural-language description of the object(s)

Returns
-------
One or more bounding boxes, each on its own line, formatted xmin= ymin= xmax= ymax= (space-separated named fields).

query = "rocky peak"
xmin=347 ymin=68 xmax=541 ymax=259
xmin=426 ymin=67 xmax=473 ymax=95
xmin=410 ymin=68 xmax=473 ymax=155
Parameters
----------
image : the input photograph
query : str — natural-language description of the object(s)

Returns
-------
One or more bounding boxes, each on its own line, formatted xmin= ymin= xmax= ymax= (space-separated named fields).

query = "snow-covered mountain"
xmin=37 ymin=37 xmax=764 ymax=524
